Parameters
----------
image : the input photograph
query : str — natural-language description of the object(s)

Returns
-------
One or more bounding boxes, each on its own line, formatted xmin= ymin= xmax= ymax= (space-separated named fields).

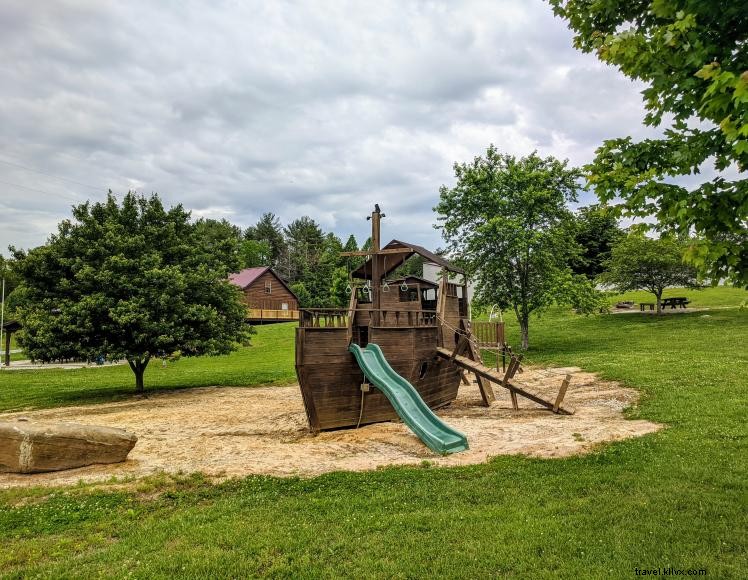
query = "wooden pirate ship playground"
xmin=295 ymin=205 xmax=573 ymax=454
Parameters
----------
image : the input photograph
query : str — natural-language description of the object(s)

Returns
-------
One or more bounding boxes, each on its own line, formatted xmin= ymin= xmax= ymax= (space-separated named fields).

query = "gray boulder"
xmin=0 ymin=420 xmax=137 ymax=473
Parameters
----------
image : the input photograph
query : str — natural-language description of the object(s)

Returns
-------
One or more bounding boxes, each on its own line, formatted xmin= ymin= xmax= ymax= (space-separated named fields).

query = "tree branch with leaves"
xmin=550 ymin=0 xmax=747 ymax=285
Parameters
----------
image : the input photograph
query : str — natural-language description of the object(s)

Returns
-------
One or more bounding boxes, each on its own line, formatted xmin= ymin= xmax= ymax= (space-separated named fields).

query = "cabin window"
xmin=281 ymin=303 xmax=288 ymax=310
xmin=422 ymin=288 xmax=436 ymax=301
xmin=265 ymin=281 xmax=272 ymax=294
xmin=419 ymin=361 xmax=429 ymax=379
xmin=399 ymin=288 xmax=419 ymax=302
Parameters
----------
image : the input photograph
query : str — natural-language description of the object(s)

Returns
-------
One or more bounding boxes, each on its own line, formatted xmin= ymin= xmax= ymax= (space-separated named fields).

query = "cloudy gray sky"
xmin=1 ymin=0 xmax=659 ymax=254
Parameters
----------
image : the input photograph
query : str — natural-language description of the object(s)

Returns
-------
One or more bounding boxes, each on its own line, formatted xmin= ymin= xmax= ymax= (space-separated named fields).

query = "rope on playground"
xmin=436 ymin=316 xmax=576 ymax=386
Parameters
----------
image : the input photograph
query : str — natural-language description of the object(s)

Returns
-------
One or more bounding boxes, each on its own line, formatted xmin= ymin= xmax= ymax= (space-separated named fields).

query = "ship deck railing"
xmin=299 ymin=308 xmax=438 ymax=329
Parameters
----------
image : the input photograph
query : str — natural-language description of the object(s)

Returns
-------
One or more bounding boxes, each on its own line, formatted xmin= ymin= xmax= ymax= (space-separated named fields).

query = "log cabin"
xmin=229 ymin=267 xmax=299 ymax=324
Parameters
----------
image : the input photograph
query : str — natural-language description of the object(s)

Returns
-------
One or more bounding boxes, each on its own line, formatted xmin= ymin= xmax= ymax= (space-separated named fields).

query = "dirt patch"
xmin=0 ymin=368 xmax=661 ymax=488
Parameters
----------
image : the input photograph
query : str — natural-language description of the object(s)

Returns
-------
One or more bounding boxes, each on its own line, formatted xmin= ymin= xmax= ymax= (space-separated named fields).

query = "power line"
xmin=0 ymin=157 xmax=104 ymax=191
xmin=0 ymin=178 xmax=84 ymax=202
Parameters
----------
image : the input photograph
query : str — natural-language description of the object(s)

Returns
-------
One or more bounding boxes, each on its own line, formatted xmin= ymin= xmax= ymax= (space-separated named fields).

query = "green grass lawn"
xmin=1 ymin=287 xmax=746 ymax=578
xmin=0 ymin=323 xmax=296 ymax=412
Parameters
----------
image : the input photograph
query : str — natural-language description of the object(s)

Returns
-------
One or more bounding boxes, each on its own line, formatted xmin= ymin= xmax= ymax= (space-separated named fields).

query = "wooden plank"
xmin=435 ymin=348 xmax=574 ymax=415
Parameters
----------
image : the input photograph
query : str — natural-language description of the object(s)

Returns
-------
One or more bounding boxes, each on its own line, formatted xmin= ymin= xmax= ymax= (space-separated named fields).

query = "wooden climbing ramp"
xmin=435 ymin=348 xmax=574 ymax=415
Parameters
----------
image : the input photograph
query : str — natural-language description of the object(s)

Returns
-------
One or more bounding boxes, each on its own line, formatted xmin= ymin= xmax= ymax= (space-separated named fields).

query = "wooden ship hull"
xmin=296 ymin=322 xmax=462 ymax=431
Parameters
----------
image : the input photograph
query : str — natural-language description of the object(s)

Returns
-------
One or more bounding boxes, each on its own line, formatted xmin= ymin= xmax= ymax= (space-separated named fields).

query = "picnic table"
xmin=662 ymin=297 xmax=690 ymax=309
xmin=639 ymin=297 xmax=690 ymax=311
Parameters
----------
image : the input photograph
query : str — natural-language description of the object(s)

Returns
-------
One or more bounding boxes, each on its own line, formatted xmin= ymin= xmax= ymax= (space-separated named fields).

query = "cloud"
xmin=1 ymin=0 xmax=661 ymax=254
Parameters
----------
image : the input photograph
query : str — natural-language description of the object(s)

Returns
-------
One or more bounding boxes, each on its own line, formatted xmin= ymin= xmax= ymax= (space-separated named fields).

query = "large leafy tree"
xmin=550 ymin=0 xmax=747 ymax=285
xmin=598 ymin=233 xmax=700 ymax=313
xmin=245 ymin=212 xmax=287 ymax=269
xmin=239 ymin=238 xmax=271 ymax=268
xmin=436 ymin=146 xmax=582 ymax=349
xmin=12 ymin=193 xmax=252 ymax=391
xmin=193 ymin=218 xmax=243 ymax=273
xmin=315 ymin=233 xmax=344 ymax=306
xmin=570 ymin=204 xmax=624 ymax=279
xmin=284 ymin=216 xmax=325 ymax=285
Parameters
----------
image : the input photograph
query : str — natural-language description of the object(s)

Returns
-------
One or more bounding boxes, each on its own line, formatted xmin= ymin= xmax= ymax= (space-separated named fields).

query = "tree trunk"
xmin=513 ymin=304 xmax=530 ymax=350
xmin=519 ymin=316 xmax=529 ymax=350
xmin=128 ymin=357 xmax=150 ymax=393
xmin=134 ymin=367 xmax=145 ymax=392
xmin=655 ymin=291 xmax=663 ymax=315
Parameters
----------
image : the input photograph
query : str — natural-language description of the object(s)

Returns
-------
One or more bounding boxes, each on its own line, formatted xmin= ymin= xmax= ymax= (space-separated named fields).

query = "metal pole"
xmin=0 ymin=274 xmax=5 ymax=357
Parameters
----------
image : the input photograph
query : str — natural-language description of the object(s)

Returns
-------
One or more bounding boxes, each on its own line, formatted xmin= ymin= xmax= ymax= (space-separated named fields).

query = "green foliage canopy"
xmin=192 ymin=218 xmax=244 ymax=273
xmin=245 ymin=212 xmax=287 ymax=269
xmin=550 ymin=0 xmax=747 ymax=285
xmin=436 ymin=146 xmax=583 ymax=349
xmin=12 ymin=193 xmax=253 ymax=391
xmin=240 ymin=239 xmax=271 ymax=268
xmin=570 ymin=204 xmax=624 ymax=279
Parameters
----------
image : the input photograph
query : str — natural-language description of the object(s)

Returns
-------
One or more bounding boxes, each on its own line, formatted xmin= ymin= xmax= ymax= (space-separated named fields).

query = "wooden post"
xmin=460 ymin=319 xmax=495 ymax=406
xmin=509 ymin=388 xmax=519 ymax=410
xmin=553 ymin=374 xmax=572 ymax=413
xmin=509 ymin=353 xmax=523 ymax=379
xmin=346 ymin=284 xmax=356 ymax=344
xmin=4 ymin=329 xmax=10 ymax=367
xmin=436 ymin=272 xmax=448 ymax=347
xmin=450 ymin=334 xmax=469 ymax=361
xmin=371 ymin=207 xmax=381 ymax=327
xmin=464 ymin=274 xmax=470 ymax=320
xmin=503 ymin=354 xmax=523 ymax=410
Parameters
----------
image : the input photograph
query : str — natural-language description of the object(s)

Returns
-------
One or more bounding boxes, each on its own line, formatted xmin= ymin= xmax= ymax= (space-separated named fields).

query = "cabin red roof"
xmin=228 ymin=266 xmax=270 ymax=289
xmin=228 ymin=266 xmax=299 ymax=300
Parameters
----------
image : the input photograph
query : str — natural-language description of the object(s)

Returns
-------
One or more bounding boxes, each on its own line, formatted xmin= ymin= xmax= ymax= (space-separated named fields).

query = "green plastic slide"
xmin=349 ymin=343 xmax=468 ymax=454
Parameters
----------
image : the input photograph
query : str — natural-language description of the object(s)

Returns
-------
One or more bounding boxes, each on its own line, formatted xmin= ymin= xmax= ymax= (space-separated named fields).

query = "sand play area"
xmin=0 ymin=367 xmax=661 ymax=488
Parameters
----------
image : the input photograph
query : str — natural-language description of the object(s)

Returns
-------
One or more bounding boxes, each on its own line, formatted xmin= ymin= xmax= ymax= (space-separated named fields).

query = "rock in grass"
xmin=0 ymin=421 xmax=137 ymax=474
